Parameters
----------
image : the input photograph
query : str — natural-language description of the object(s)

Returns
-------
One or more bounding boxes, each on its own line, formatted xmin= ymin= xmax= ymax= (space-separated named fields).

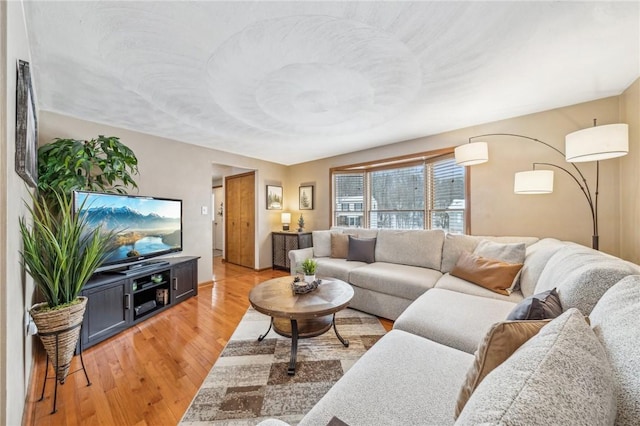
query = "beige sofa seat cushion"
xmin=456 ymin=309 xmax=616 ymax=425
xmin=535 ymin=244 xmax=640 ymax=315
xmin=300 ymin=330 xmax=474 ymax=426
xmin=394 ymin=288 xmax=517 ymax=354
xmin=441 ymin=234 xmax=539 ymax=274
xmin=374 ymin=229 xmax=445 ymax=269
xmin=435 ymin=273 xmax=524 ymax=303
xmin=589 ymin=275 xmax=640 ymax=426
xmin=315 ymin=258 xmax=366 ymax=283
xmin=348 ymin=262 xmax=442 ymax=300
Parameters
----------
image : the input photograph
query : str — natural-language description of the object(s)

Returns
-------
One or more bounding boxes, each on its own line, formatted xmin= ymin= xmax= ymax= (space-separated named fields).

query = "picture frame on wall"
xmin=266 ymin=185 xmax=283 ymax=210
xmin=299 ymin=185 xmax=314 ymax=210
xmin=15 ymin=60 xmax=38 ymax=188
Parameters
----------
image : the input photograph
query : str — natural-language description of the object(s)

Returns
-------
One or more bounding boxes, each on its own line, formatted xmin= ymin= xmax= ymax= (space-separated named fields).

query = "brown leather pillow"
xmin=330 ymin=233 xmax=349 ymax=258
xmin=454 ymin=320 xmax=551 ymax=418
xmin=450 ymin=251 xmax=524 ymax=295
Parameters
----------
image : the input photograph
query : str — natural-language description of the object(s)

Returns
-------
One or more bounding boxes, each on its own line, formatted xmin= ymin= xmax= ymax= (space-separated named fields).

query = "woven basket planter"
xmin=30 ymin=296 xmax=87 ymax=382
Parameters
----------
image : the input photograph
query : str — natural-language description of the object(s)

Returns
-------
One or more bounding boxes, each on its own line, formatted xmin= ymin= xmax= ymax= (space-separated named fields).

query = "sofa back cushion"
xmin=519 ymin=238 xmax=566 ymax=297
xmin=456 ymin=309 xmax=616 ymax=425
xmin=535 ymin=244 xmax=640 ymax=315
xmin=589 ymin=275 xmax=640 ymax=426
xmin=312 ymin=230 xmax=335 ymax=258
xmin=375 ymin=229 xmax=444 ymax=269
xmin=441 ymin=234 xmax=539 ymax=274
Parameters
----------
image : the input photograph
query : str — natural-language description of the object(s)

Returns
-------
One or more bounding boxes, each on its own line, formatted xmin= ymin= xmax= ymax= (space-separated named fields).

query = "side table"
xmin=272 ymin=231 xmax=312 ymax=271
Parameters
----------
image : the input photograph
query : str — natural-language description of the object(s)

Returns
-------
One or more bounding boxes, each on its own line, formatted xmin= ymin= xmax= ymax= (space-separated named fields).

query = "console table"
xmin=272 ymin=232 xmax=312 ymax=271
xmin=80 ymin=256 xmax=199 ymax=349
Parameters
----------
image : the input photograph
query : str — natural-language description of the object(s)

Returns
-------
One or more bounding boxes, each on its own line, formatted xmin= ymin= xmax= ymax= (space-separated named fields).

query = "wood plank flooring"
xmin=24 ymin=259 xmax=393 ymax=425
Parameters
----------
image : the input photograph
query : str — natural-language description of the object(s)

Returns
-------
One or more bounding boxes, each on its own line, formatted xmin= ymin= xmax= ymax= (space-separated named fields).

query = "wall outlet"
xmin=201 ymin=206 xmax=208 ymax=215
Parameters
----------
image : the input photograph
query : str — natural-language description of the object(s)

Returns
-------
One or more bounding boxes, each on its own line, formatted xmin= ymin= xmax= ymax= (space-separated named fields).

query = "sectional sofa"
xmin=282 ymin=228 xmax=640 ymax=425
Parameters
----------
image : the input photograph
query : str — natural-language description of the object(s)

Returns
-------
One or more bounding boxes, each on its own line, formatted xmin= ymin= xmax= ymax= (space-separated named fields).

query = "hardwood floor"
xmin=24 ymin=258 xmax=393 ymax=425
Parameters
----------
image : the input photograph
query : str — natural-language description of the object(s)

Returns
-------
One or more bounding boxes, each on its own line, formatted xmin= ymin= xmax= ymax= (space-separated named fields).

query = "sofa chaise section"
xmin=299 ymin=329 xmax=473 ymax=426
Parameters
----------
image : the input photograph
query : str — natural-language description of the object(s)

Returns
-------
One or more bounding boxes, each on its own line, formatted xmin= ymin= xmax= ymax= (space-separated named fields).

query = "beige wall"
xmin=2 ymin=1 xmax=37 ymax=424
xmin=619 ymin=78 xmax=640 ymax=263
xmin=289 ymin=96 xmax=625 ymax=255
xmin=38 ymin=112 xmax=289 ymax=279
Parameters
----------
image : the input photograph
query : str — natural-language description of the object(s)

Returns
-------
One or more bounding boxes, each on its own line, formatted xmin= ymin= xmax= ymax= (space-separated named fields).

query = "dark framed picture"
xmin=15 ymin=60 xmax=38 ymax=188
xmin=299 ymin=185 xmax=314 ymax=210
xmin=266 ymin=185 xmax=283 ymax=210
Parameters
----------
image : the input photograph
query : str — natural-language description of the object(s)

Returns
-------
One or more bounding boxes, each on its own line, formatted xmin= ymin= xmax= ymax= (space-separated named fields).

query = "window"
xmin=331 ymin=153 xmax=466 ymax=233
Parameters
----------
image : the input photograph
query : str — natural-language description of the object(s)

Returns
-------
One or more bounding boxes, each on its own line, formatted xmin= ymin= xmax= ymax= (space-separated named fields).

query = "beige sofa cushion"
xmin=394 ymin=288 xmax=517 ymax=354
xmin=300 ymin=330 xmax=474 ymax=426
xmin=589 ymin=275 xmax=640 ymax=425
xmin=519 ymin=238 xmax=566 ymax=297
xmin=535 ymin=244 xmax=640 ymax=315
xmin=456 ymin=309 xmax=616 ymax=425
xmin=315 ymin=258 xmax=366 ymax=282
xmin=312 ymin=230 xmax=338 ymax=258
xmin=374 ymin=229 xmax=445 ymax=269
xmin=348 ymin=262 xmax=441 ymax=300
xmin=435 ymin=273 xmax=524 ymax=303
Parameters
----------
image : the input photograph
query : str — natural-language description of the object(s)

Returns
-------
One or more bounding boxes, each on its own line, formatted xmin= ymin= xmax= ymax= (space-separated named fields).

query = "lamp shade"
xmin=454 ymin=142 xmax=488 ymax=166
xmin=514 ymin=170 xmax=554 ymax=194
xmin=565 ymin=123 xmax=628 ymax=163
xmin=281 ymin=213 xmax=291 ymax=224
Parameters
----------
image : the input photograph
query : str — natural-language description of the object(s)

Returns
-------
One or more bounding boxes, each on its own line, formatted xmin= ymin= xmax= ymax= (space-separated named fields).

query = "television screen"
xmin=74 ymin=191 xmax=183 ymax=267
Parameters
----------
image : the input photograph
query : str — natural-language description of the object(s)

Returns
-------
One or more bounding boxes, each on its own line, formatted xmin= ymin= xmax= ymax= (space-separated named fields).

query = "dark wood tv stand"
xmin=80 ymin=256 xmax=199 ymax=349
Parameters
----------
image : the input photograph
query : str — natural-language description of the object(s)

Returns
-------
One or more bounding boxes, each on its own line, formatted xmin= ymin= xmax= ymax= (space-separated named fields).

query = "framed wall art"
xmin=299 ymin=185 xmax=314 ymax=210
xmin=15 ymin=60 xmax=38 ymax=188
xmin=266 ymin=185 xmax=283 ymax=210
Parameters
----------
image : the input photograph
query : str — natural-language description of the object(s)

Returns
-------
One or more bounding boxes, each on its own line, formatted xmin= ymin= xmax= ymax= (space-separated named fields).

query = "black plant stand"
xmin=37 ymin=322 xmax=91 ymax=414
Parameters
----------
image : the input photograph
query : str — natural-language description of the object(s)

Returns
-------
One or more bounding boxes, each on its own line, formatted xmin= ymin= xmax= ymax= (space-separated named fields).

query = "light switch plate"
xmin=201 ymin=206 xmax=208 ymax=215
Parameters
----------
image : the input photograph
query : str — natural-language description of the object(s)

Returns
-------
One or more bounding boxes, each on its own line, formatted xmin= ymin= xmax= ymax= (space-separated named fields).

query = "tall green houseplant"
xmin=21 ymin=134 xmax=139 ymax=382
xmin=37 ymin=135 xmax=139 ymax=196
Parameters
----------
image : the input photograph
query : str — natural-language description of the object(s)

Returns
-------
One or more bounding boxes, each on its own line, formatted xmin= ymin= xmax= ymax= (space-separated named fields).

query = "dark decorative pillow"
xmin=507 ymin=288 xmax=563 ymax=320
xmin=347 ymin=236 xmax=376 ymax=263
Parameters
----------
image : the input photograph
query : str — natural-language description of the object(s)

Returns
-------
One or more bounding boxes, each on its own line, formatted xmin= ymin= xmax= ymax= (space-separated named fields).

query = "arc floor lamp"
xmin=454 ymin=121 xmax=629 ymax=250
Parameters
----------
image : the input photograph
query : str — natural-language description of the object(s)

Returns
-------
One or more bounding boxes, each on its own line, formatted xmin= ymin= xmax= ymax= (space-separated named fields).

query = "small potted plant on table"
xmin=300 ymin=258 xmax=318 ymax=284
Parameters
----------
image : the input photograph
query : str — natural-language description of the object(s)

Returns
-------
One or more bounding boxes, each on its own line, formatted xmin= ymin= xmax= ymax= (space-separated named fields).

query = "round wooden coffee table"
xmin=249 ymin=276 xmax=354 ymax=375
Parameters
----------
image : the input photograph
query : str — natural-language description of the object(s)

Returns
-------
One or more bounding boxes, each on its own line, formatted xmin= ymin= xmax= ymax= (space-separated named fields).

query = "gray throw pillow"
xmin=506 ymin=288 xmax=563 ymax=320
xmin=473 ymin=240 xmax=526 ymax=264
xmin=347 ymin=236 xmax=376 ymax=263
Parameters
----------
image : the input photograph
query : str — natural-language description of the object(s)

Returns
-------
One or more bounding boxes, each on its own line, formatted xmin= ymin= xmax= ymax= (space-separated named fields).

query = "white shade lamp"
xmin=514 ymin=170 xmax=554 ymax=194
xmin=454 ymin=142 xmax=488 ymax=166
xmin=281 ymin=212 xmax=291 ymax=231
xmin=454 ymin=122 xmax=629 ymax=250
xmin=565 ymin=123 xmax=629 ymax=163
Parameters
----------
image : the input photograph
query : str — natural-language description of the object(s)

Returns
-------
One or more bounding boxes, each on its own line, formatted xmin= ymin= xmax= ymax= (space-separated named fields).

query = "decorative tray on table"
xmin=291 ymin=277 xmax=322 ymax=294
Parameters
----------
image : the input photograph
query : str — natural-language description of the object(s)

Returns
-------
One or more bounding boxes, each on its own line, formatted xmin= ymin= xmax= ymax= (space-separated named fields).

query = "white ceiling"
xmin=23 ymin=1 xmax=640 ymax=165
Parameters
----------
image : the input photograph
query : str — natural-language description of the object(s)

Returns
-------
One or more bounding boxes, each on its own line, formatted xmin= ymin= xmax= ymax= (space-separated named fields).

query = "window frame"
xmin=329 ymin=148 xmax=470 ymax=233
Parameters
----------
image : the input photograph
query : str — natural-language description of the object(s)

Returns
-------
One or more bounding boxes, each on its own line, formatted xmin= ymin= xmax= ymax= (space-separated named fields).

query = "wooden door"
xmin=225 ymin=172 xmax=255 ymax=268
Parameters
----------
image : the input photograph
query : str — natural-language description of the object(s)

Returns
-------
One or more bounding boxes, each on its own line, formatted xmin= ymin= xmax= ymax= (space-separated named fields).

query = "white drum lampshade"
xmin=565 ymin=123 xmax=628 ymax=163
xmin=454 ymin=142 xmax=488 ymax=166
xmin=281 ymin=212 xmax=291 ymax=231
xmin=514 ymin=170 xmax=554 ymax=194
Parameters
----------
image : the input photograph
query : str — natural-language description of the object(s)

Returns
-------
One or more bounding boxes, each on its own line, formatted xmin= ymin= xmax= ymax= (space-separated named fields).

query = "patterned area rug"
xmin=180 ymin=307 xmax=386 ymax=425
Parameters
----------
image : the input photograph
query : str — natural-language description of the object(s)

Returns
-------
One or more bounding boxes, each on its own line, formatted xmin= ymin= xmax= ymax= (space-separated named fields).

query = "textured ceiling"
xmin=23 ymin=1 xmax=640 ymax=165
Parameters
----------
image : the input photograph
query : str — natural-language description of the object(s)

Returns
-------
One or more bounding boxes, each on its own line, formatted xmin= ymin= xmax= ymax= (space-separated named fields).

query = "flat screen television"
xmin=74 ymin=191 xmax=183 ymax=269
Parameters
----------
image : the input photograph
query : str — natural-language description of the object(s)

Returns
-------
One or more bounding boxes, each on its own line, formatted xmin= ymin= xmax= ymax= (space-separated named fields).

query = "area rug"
xmin=180 ymin=307 xmax=386 ymax=425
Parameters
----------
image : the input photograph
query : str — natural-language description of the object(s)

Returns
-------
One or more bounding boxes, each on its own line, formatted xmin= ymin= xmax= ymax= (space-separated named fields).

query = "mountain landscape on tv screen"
xmin=81 ymin=206 xmax=181 ymax=261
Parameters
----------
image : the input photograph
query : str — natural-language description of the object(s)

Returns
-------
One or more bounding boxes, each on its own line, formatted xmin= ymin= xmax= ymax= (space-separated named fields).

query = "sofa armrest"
xmin=288 ymin=247 xmax=314 ymax=275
